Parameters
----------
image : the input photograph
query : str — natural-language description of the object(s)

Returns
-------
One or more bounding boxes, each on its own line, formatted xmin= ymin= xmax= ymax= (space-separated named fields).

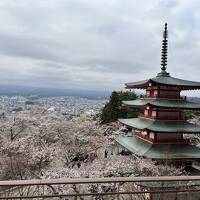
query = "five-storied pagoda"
xmin=117 ymin=23 xmax=200 ymax=163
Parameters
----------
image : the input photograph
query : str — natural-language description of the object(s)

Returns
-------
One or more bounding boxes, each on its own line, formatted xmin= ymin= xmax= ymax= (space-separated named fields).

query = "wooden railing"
xmin=0 ymin=176 xmax=199 ymax=199
xmin=140 ymin=95 xmax=187 ymax=100
xmin=134 ymin=132 xmax=154 ymax=142
xmin=157 ymin=116 xmax=185 ymax=121
xmin=139 ymin=113 xmax=185 ymax=121
xmin=139 ymin=113 xmax=155 ymax=119
xmin=134 ymin=132 xmax=189 ymax=144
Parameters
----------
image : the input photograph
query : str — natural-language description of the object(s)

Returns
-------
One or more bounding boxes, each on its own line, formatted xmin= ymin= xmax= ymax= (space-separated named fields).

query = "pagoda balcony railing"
xmin=158 ymin=116 xmax=185 ymax=121
xmin=140 ymin=95 xmax=186 ymax=100
xmin=134 ymin=132 xmax=189 ymax=144
xmin=156 ymin=139 xmax=189 ymax=144
xmin=139 ymin=113 xmax=155 ymax=119
xmin=134 ymin=132 xmax=154 ymax=142
xmin=157 ymin=95 xmax=187 ymax=100
xmin=139 ymin=113 xmax=185 ymax=121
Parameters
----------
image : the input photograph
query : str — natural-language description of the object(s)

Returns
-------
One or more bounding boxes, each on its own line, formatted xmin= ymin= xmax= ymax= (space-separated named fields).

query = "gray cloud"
xmin=0 ymin=0 xmax=199 ymax=93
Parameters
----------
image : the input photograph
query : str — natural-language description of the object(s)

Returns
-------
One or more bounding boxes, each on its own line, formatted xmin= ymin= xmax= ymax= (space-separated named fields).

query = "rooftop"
xmin=122 ymin=98 xmax=200 ymax=109
xmin=119 ymin=118 xmax=200 ymax=133
xmin=116 ymin=135 xmax=200 ymax=159
xmin=125 ymin=76 xmax=200 ymax=90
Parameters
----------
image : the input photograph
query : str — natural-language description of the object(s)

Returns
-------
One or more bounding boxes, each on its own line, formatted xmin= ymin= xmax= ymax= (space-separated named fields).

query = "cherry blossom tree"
xmin=0 ymin=108 xmax=187 ymax=199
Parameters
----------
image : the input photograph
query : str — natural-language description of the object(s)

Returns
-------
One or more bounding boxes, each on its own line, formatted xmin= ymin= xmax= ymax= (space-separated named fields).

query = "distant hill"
xmin=188 ymin=97 xmax=200 ymax=103
xmin=0 ymin=85 xmax=110 ymax=99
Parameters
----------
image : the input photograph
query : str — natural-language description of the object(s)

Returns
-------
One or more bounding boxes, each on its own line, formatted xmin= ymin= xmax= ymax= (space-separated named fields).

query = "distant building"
xmin=47 ymin=107 xmax=56 ymax=112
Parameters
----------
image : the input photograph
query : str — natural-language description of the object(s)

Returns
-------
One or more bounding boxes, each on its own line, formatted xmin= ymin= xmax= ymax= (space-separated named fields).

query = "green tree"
xmin=100 ymin=91 xmax=137 ymax=123
xmin=183 ymin=110 xmax=200 ymax=120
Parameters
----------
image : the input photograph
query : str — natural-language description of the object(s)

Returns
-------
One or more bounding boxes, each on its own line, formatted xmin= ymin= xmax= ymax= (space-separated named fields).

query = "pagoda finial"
xmin=157 ymin=23 xmax=170 ymax=77
xmin=161 ymin=23 xmax=168 ymax=71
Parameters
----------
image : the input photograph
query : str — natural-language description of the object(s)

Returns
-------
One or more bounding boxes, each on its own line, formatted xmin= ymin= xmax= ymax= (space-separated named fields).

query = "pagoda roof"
xmin=125 ymin=75 xmax=200 ymax=90
xmin=119 ymin=118 xmax=200 ymax=133
xmin=116 ymin=135 xmax=200 ymax=159
xmin=122 ymin=99 xmax=200 ymax=109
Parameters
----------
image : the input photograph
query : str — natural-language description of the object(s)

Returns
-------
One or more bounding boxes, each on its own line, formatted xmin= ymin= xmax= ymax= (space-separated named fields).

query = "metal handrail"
xmin=0 ymin=176 xmax=200 ymax=186
xmin=0 ymin=176 xmax=199 ymax=199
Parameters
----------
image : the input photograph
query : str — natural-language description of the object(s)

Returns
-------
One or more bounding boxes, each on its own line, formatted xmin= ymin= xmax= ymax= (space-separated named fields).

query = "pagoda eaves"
xmin=116 ymin=135 xmax=200 ymax=160
xmin=125 ymin=75 xmax=200 ymax=90
xmin=119 ymin=118 xmax=200 ymax=133
xmin=122 ymin=99 xmax=200 ymax=109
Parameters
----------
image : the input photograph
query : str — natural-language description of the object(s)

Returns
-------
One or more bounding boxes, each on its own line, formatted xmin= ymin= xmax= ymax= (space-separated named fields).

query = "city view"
xmin=0 ymin=95 xmax=106 ymax=119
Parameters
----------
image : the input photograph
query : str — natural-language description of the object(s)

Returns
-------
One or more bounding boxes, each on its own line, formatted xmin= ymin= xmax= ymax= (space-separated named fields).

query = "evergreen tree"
xmin=100 ymin=91 xmax=137 ymax=123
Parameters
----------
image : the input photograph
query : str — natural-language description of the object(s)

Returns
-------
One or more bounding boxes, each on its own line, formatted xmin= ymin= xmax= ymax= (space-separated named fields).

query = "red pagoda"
xmin=117 ymin=23 xmax=200 ymax=162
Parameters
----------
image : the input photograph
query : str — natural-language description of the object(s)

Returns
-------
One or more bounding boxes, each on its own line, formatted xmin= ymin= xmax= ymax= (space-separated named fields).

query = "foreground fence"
xmin=0 ymin=176 xmax=200 ymax=199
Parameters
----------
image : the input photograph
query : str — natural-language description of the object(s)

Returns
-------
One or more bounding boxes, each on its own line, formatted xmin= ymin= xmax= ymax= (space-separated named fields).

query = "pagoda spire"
xmin=161 ymin=23 xmax=168 ymax=71
xmin=157 ymin=23 xmax=170 ymax=77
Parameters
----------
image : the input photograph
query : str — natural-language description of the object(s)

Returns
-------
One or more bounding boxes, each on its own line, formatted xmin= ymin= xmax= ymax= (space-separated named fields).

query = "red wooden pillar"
xmin=154 ymin=133 xmax=157 ymax=143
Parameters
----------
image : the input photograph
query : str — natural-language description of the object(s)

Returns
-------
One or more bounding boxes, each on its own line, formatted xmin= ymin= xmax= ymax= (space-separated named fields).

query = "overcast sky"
xmin=0 ymin=0 xmax=200 ymax=94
